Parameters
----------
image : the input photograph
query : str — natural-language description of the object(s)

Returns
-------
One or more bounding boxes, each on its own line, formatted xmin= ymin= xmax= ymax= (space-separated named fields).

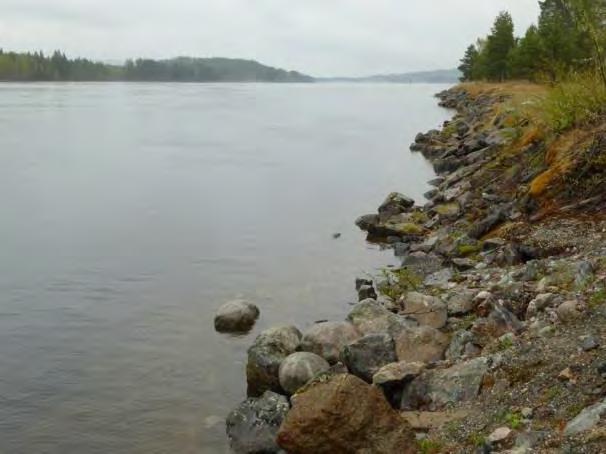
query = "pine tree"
xmin=458 ymin=45 xmax=479 ymax=81
xmin=484 ymin=12 xmax=516 ymax=81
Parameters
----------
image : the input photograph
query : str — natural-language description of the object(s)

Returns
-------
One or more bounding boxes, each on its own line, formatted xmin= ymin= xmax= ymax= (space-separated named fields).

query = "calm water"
xmin=0 ymin=82 xmax=450 ymax=453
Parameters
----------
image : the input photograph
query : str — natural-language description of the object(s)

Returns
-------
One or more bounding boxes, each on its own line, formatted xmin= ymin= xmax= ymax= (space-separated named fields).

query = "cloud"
xmin=0 ymin=0 xmax=541 ymax=76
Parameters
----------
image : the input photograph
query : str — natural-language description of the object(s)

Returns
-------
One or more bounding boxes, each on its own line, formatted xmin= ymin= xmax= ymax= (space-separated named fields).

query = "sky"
xmin=0 ymin=0 xmax=541 ymax=77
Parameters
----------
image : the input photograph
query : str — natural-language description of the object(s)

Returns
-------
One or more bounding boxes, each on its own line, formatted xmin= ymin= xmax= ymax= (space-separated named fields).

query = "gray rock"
xmin=300 ymin=321 xmax=361 ymax=364
xmin=341 ymin=333 xmax=397 ymax=382
xmin=401 ymin=356 xmax=490 ymax=410
xmin=347 ymin=299 xmax=416 ymax=337
xmin=401 ymin=292 xmax=448 ymax=329
xmin=452 ymin=258 xmax=475 ymax=271
xmin=378 ymin=192 xmax=415 ymax=220
xmin=278 ymin=352 xmax=330 ymax=395
xmin=471 ymin=302 xmax=523 ymax=347
xmin=357 ymin=285 xmax=377 ymax=301
xmin=423 ymin=268 xmax=453 ymax=289
xmin=395 ymin=325 xmax=449 ymax=364
xmin=355 ymin=214 xmax=380 ymax=231
xmin=581 ymin=335 xmax=600 ymax=352
xmin=468 ymin=210 xmax=504 ymax=239
xmin=400 ymin=252 xmax=444 ymax=277
xmin=445 ymin=330 xmax=476 ymax=360
xmin=564 ymin=397 xmax=606 ymax=436
xmin=226 ymin=391 xmax=290 ymax=454
xmin=355 ymin=278 xmax=373 ymax=291
xmin=526 ymin=293 xmax=557 ymax=319
xmin=214 ymin=300 xmax=260 ymax=333
xmin=446 ymin=290 xmax=477 ymax=316
xmin=247 ymin=325 xmax=302 ymax=396
xmin=575 ymin=261 xmax=594 ymax=288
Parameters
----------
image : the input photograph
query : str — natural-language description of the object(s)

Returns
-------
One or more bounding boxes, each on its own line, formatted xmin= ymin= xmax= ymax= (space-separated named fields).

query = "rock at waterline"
xmin=378 ymin=192 xmax=415 ymax=221
xmin=226 ymin=391 xmax=289 ymax=454
xmin=246 ymin=325 xmax=302 ymax=397
xmin=278 ymin=352 xmax=330 ymax=395
xmin=214 ymin=299 xmax=260 ymax=333
xmin=276 ymin=374 xmax=417 ymax=454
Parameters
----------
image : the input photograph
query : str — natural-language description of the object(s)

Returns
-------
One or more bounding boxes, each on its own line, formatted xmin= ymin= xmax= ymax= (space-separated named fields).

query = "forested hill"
xmin=0 ymin=50 xmax=313 ymax=82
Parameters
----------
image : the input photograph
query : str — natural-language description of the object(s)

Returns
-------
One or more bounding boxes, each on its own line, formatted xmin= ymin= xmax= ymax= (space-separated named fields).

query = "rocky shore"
xmin=224 ymin=85 xmax=606 ymax=453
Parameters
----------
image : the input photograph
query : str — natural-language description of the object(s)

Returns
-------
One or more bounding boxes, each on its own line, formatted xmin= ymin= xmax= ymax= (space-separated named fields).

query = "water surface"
xmin=0 ymin=82 xmax=450 ymax=453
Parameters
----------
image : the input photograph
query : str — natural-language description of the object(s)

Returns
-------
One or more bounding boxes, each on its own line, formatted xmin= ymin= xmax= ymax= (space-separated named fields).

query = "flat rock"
xmin=226 ymin=391 xmax=290 ymax=454
xmin=276 ymin=374 xmax=417 ymax=454
xmin=246 ymin=325 xmax=302 ymax=396
xmin=300 ymin=321 xmax=361 ymax=364
xmin=214 ymin=300 xmax=260 ymax=333
xmin=279 ymin=352 xmax=330 ymax=395
xmin=372 ymin=361 xmax=426 ymax=386
xmin=564 ymin=397 xmax=606 ymax=436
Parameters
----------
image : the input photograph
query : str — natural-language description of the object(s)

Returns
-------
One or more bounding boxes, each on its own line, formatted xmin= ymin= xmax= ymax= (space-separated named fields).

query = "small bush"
xmin=539 ymin=72 xmax=606 ymax=133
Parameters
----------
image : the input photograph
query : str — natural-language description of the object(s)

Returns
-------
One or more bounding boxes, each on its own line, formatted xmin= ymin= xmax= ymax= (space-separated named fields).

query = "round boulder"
xmin=279 ymin=352 xmax=330 ymax=395
xmin=214 ymin=299 xmax=260 ymax=333
xmin=300 ymin=321 xmax=361 ymax=364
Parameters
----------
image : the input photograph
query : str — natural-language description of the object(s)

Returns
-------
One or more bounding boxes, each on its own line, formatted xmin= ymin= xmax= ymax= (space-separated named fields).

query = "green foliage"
xmin=461 ymin=1 xmax=606 ymax=84
xmin=379 ymin=267 xmax=422 ymax=300
xmin=418 ymin=439 xmax=443 ymax=454
xmin=589 ymin=288 xmax=606 ymax=309
xmin=539 ymin=72 xmax=606 ymax=132
xmin=504 ymin=412 xmax=523 ymax=429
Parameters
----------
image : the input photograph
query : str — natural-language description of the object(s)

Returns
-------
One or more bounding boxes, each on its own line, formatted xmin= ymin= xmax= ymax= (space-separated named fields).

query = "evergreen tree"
xmin=508 ymin=25 xmax=543 ymax=80
xmin=483 ymin=12 xmax=516 ymax=81
xmin=458 ymin=45 xmax=479 ymax=81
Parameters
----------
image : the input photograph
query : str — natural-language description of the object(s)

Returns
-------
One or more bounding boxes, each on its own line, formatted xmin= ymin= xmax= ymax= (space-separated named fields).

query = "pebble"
xmin=487 ymin=426 xmax=512 ymax=444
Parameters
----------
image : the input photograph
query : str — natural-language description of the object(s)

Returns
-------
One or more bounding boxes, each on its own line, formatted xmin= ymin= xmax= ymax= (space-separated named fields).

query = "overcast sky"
xmin=0 ymin=0 xmax=541 ymax=77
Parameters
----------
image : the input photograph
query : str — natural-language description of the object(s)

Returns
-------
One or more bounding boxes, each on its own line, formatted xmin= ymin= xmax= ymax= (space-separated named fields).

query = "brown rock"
xmin=401 ymin=292 xmax=447 ymax=329
xmin=556 ymin=300 xmax=582 ymax=323
xmin=395 ymin=326 xmax=449 ymax=363
xmin=277 ymin=374 xmax=416 ymax=454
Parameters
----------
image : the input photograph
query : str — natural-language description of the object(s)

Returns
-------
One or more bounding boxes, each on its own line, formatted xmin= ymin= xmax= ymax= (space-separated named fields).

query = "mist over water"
xmin=0 ymin=82 xmax=450 ymax=453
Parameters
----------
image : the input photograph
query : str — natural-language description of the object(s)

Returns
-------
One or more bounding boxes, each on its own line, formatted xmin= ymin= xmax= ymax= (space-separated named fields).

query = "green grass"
xmin=418 ymin=439 xmax=443 ymax=454
xmin=379 ymin=268 xmax=422 ymax=300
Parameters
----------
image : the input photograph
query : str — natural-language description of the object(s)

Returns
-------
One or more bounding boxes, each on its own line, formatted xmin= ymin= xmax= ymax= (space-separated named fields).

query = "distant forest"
xmin=0 ymin=50 xmax=313 ymax=82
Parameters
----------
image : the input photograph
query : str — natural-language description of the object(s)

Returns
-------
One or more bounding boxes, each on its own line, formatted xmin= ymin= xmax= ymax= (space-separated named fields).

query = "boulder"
xmin=357 ymin=285 xmax=377 ymax=301
xmin=378 ymin=192 xmax=415 ymax=220
xmin=401 ymin=292 xmax=448 ymax=329
xmin=355 ymin=214 xmax=380 ymax=232
xmin=214 ymin=300 xmax=260 ymax=333
xmin=300 ymin=321 xmax=361 ymax=364
xmin=340 ymin=334 xmax=397 ymax=382
xmin=246 ymin=325 xmax=302 ymax=396
xmin=394 ymin=326 xmax=449 ymax=364
xmin=471 ymin=302 xmax=523 ymax=347
xmin=278 ymin=352 xmax=330 ymax=395
xmin=557 ymin=300 xmax=582 ymax=323
xmin=445 ymin=330 xmax=477 ymax=360
xmin=276 ymin=374 xmax=417 ymax=454
xmin=423 ymin=268 xmax=453 ymax=289
xmin=372 ymin=361 xmax=425 ymax=387
xmin=226 ymin=391 xmax=290 ymax=454
xmin=401 ymin=357 xmax=490 ymax=410
xmin=564 ymin=397 xmax=606 ymax=436
xmin=347 ymin=299 xmax=416 ymax=336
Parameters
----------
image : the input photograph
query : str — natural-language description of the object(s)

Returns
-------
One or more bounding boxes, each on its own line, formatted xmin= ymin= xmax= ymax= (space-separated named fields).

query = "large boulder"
xmin=340 ymin=334 xmax=397 ymax=382
xmin=226 ymin=391 xmax=290 ymax=454
xmin=401 ymin=356 xmax=490 ymax=410
xmin=246 ymin=325 xmax=302 ymax=396
xmin=276 ymin=374 xmax=417 ymax=454
xmin=214 ymin=300 xmax=260 ymax=333
xmin=378 ymin=192 xmax=415 ymax=221
xmin=394 ymin=325 xmax=449 ymax=364
xmin=278 ymin=352 xmax=330 ymax=395
xmin=347 ymin=299 xmax=416 ymax=337
xmin=401 ymin=292 xmax=448 ymax=329
xmin=299 ymin=321 xmax=361 ymax=364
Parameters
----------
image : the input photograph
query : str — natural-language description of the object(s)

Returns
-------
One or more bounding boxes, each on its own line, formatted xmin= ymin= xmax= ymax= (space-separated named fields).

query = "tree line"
xmin=0 ymin=50 xmax=313 ymax=82
xmin=459 ymin=0 xmax=606 ymax=84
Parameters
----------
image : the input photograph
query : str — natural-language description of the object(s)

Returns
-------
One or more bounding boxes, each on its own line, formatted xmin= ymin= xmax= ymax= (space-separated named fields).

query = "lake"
xmin=0 ymin=82 xmax=450 ymax=453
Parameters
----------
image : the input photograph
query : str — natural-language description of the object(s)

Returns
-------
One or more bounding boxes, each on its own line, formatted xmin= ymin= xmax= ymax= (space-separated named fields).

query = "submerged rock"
xmin=226 ymin=391 xmax=290 ymax=454
xmin=246 ymin=325 xmax=302 ymax=396
xmin=276 ymin=374 xmax=417 ymax=454
xmin=279 ymin=352 xmax=330 ymax=395
xmin=299 ymin=321 xmax=361 ymax=364
xmin=214 ymin=300 xmax=260 ymax=333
